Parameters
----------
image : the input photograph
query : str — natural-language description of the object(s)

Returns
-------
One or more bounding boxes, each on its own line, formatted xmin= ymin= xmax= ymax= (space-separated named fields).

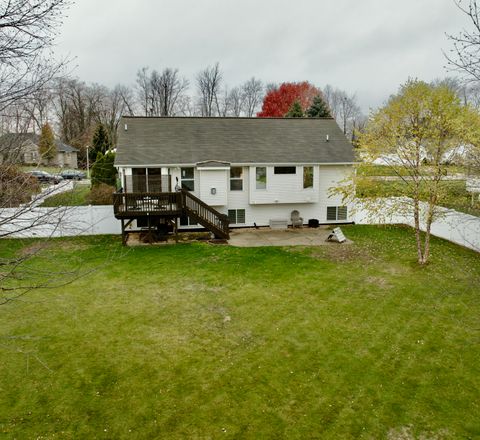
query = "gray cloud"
xmin=56 ymin=0 xmax=468 ymax=112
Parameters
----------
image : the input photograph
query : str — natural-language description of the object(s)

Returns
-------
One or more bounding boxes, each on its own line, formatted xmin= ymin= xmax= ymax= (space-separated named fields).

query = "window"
xmin=228 ymin=209 xmax=246 ymax=224
xmin=132 ymin=168 xmax=147 ymax=192
xmin=256 ymin=167 xmax=266 ymax=189
xmin=179 ymin=214 xmax=198 ymax=226
xmin=327 ymin=206 xmax=348 ymax=221
xmin=147 ymin=168 xmax=163 ymax=192
xmin=181 ymin=167 xmax=194 ymax=191
xmin=230 ymin=167 xmax=243 ymax=191
xmin=303 ymin=166 xmax=313 ymax=189
xmin=274 ymin=166 xmax=296 ymax=174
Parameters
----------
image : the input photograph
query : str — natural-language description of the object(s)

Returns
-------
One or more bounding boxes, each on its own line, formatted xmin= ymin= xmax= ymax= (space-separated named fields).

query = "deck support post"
xmin=121 ymin=219 xmax=126 ymax=246
xmin=175 ymin=217 xmax=179 ymax=243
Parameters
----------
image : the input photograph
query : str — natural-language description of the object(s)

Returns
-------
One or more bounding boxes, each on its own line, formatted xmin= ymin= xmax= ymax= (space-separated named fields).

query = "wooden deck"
xmin=113 ymin=190 xmax=230 ymax=242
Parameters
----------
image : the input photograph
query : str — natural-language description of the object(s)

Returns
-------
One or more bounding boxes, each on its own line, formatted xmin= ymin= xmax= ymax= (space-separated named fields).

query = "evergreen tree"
xmin=91 ymin=151 xmax=117 ymax=187
xmin=307 ymin=95 xmax=331 ymax=118
xmin=285 ymin=100 xmax=304 ymax=117
xmin=38 ymin=123 xmax=56 ymax=162
xmin=90 ymin=123 xmax=111 ymax=162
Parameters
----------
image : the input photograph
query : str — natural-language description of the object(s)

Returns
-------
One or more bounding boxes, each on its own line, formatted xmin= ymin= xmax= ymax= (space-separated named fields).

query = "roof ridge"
xmin=121 ymin=116 xmax=335 ymax=120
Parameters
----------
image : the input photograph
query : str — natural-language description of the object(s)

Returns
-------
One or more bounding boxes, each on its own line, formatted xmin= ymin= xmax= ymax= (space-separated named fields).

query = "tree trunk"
xmin=413 ymin=198 xmax=424 ymax=264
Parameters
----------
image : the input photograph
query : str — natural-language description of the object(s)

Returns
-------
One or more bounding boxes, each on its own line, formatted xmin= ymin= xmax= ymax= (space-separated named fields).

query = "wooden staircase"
xmin=113 ymin=189 xmax=230 ymax=241
xmin=181 ymin=190 xmax=230 ymax=239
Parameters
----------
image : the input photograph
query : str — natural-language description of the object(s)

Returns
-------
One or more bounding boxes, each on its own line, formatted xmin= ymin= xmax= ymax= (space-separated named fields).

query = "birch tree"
xmin=352 ymin=80 xmax=480 ymax=265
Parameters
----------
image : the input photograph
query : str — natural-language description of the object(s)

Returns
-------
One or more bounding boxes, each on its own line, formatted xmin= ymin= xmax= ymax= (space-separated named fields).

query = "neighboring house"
xmin=113 ymin=117 xmax=355 ymax=241
xmin=0 ymin=133 xmax=79 ymax=168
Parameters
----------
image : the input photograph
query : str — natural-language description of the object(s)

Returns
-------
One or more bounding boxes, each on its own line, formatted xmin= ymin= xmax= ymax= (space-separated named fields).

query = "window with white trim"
xmin=230 ymin=167 xmax=243 ymax=191
xmin=181 ymin=167 xmax=194 ymax=191
xmin=228 ymin=209 xmax=246 ymax=224
xmin=256 ymin=167 xmax=266 ymax=189
xmin=327 ymin=206 xmax=348 ymax=221
xmin=303 ymin=166 xmax=313 ymax=189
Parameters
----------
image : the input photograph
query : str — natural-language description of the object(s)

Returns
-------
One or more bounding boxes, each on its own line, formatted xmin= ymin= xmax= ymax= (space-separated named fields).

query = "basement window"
xmin=179 ymin=214 xmax=198 ymax=226
xmin=228 ymin=209 xmax=246 ymax=224
xmin=327 ymin=206 xmax=348 ymax=221
xmin=274 ymin=166 xmax=296 ymax=174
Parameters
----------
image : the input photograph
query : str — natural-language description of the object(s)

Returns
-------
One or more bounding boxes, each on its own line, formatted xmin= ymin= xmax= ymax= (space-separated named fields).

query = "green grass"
xmin=1 ymin=226 xmax=479 ymax=439
xmin=357 ymin=178 xmax=480 ymax=217
xmin=40 ymin=184 xmax=91 ymax=207
xmin=357 ymin=164 xmax=465 ymax=177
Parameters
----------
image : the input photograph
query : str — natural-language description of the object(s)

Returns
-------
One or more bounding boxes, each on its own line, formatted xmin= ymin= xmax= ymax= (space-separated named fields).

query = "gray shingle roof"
xmin=0 ymin=133 xmax=79 ymax=152
xmin=115 ymin=117 xmax=354 ymax=166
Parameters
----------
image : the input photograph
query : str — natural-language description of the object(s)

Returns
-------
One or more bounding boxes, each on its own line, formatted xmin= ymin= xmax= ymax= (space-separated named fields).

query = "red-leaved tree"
xmin=257 ymin=81 xmax=320 ymax=117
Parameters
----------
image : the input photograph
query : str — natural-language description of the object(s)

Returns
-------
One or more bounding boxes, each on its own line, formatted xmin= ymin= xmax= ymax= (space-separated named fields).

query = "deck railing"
xmin=113 ymin=192 xmax=182 ymax=216
xmin=181 ymin=190 xmax=230 ymax=239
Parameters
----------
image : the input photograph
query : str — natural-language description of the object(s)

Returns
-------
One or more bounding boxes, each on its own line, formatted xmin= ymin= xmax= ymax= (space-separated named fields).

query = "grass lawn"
xmin=0 ymin=226 xmax=479 ymax=439
xmin=40 ymin=184 xmax=91 ymax=207
xmin=357 ymin=178 xmax=480 ymax=217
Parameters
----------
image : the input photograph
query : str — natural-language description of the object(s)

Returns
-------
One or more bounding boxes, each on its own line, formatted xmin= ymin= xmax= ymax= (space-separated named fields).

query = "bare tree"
xmin=446 ymin=0 xmax=480 ymax=81
xmin=98 ymin=84 xmax=136 ymax=144
xmin=338 ymin=91 xmax=361 ymax=136
xmin=196 ymin=62 xmax=222 ymax=116
xmin=0 ymin=0 xmax=70 ymax=112
xmin=241 ymin=77 xmax=264 ymax=117
xmin=322 ymin=85 xmax=362 ymax=138
xmin=228 ymin=86 xmax=245 ymax=117
xmin=0 ymin=0 xmax=93 ymax=307
xmin=136 ymin=67 xmax=151 ymax=116
xmin=54 ymin=78 xmax=105 ymax=166
xmin=135 ymin=67 xmax=189 ymax=117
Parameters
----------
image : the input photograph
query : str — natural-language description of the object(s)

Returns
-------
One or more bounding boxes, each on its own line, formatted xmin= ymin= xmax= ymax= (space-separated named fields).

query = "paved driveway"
xmin=229 ymin=227 xmax=351 ymax=247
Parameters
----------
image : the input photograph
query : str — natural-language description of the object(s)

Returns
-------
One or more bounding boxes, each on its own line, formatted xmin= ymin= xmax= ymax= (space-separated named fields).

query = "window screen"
xmin=228 ymin=209 xmax=246 ymax=224
xmin=327 ymin=206 xmax=348 ymax=221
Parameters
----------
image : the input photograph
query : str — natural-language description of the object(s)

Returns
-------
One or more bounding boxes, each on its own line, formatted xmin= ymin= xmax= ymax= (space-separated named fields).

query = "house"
xmin=113 ymin=116 xmax=355 ymax=242
xmin=0 ymin=133 xmax=79 ymax=168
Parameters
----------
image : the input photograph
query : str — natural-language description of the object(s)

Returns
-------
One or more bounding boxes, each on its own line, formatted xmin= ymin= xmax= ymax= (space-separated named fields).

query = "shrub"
xmin=0 ymin=165 xmax=40 ymax=207
xmin=91 ymin=151 xmax=117 ymax=187
xmin=86 ymin=183 xmax=115 ymax=205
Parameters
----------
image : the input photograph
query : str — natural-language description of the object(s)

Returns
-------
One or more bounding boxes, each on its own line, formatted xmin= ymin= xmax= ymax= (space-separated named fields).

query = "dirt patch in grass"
xmin=387 ymin=425 xmax=451 ymax=440
xmin=297 ymin=242 xmax=377 ymax=263
xmin=365 ymin=275 xmax=392 ymax=290
xmin=18 ymin=242 xmax=52 ymax=257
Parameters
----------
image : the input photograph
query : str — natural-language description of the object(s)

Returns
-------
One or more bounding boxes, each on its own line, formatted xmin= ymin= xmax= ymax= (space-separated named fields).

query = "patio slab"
xmin=228 ymin=226 xmax=352 ymax=247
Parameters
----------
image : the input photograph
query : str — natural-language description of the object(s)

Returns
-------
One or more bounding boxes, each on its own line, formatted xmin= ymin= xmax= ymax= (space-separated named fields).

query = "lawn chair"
xmin=291 ymin=210 xmax=303 ymax=228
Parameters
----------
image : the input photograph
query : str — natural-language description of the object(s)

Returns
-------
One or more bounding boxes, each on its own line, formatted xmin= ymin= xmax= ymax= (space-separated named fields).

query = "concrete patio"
xmin=228 ymin=226 xmax=352 ymax=247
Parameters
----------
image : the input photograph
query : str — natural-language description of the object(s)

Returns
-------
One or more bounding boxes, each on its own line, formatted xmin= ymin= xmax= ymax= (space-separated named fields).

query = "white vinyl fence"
xmin=1 ymin=201 xmax=479 ymax=252
xmin=0 ymin=205 xmax=120 ymax=238
xmin=352 ymin=199 xmax=480 ymax=253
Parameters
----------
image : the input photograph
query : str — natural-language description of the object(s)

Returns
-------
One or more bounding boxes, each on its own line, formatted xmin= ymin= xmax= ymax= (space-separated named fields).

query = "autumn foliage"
xmin=257 ymin=81 xmax=321 ymax=117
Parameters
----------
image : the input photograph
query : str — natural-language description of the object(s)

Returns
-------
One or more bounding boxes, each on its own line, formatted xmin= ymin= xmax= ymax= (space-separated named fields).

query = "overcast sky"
xmin=56 ymin=0 xmax=467 ymax=113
